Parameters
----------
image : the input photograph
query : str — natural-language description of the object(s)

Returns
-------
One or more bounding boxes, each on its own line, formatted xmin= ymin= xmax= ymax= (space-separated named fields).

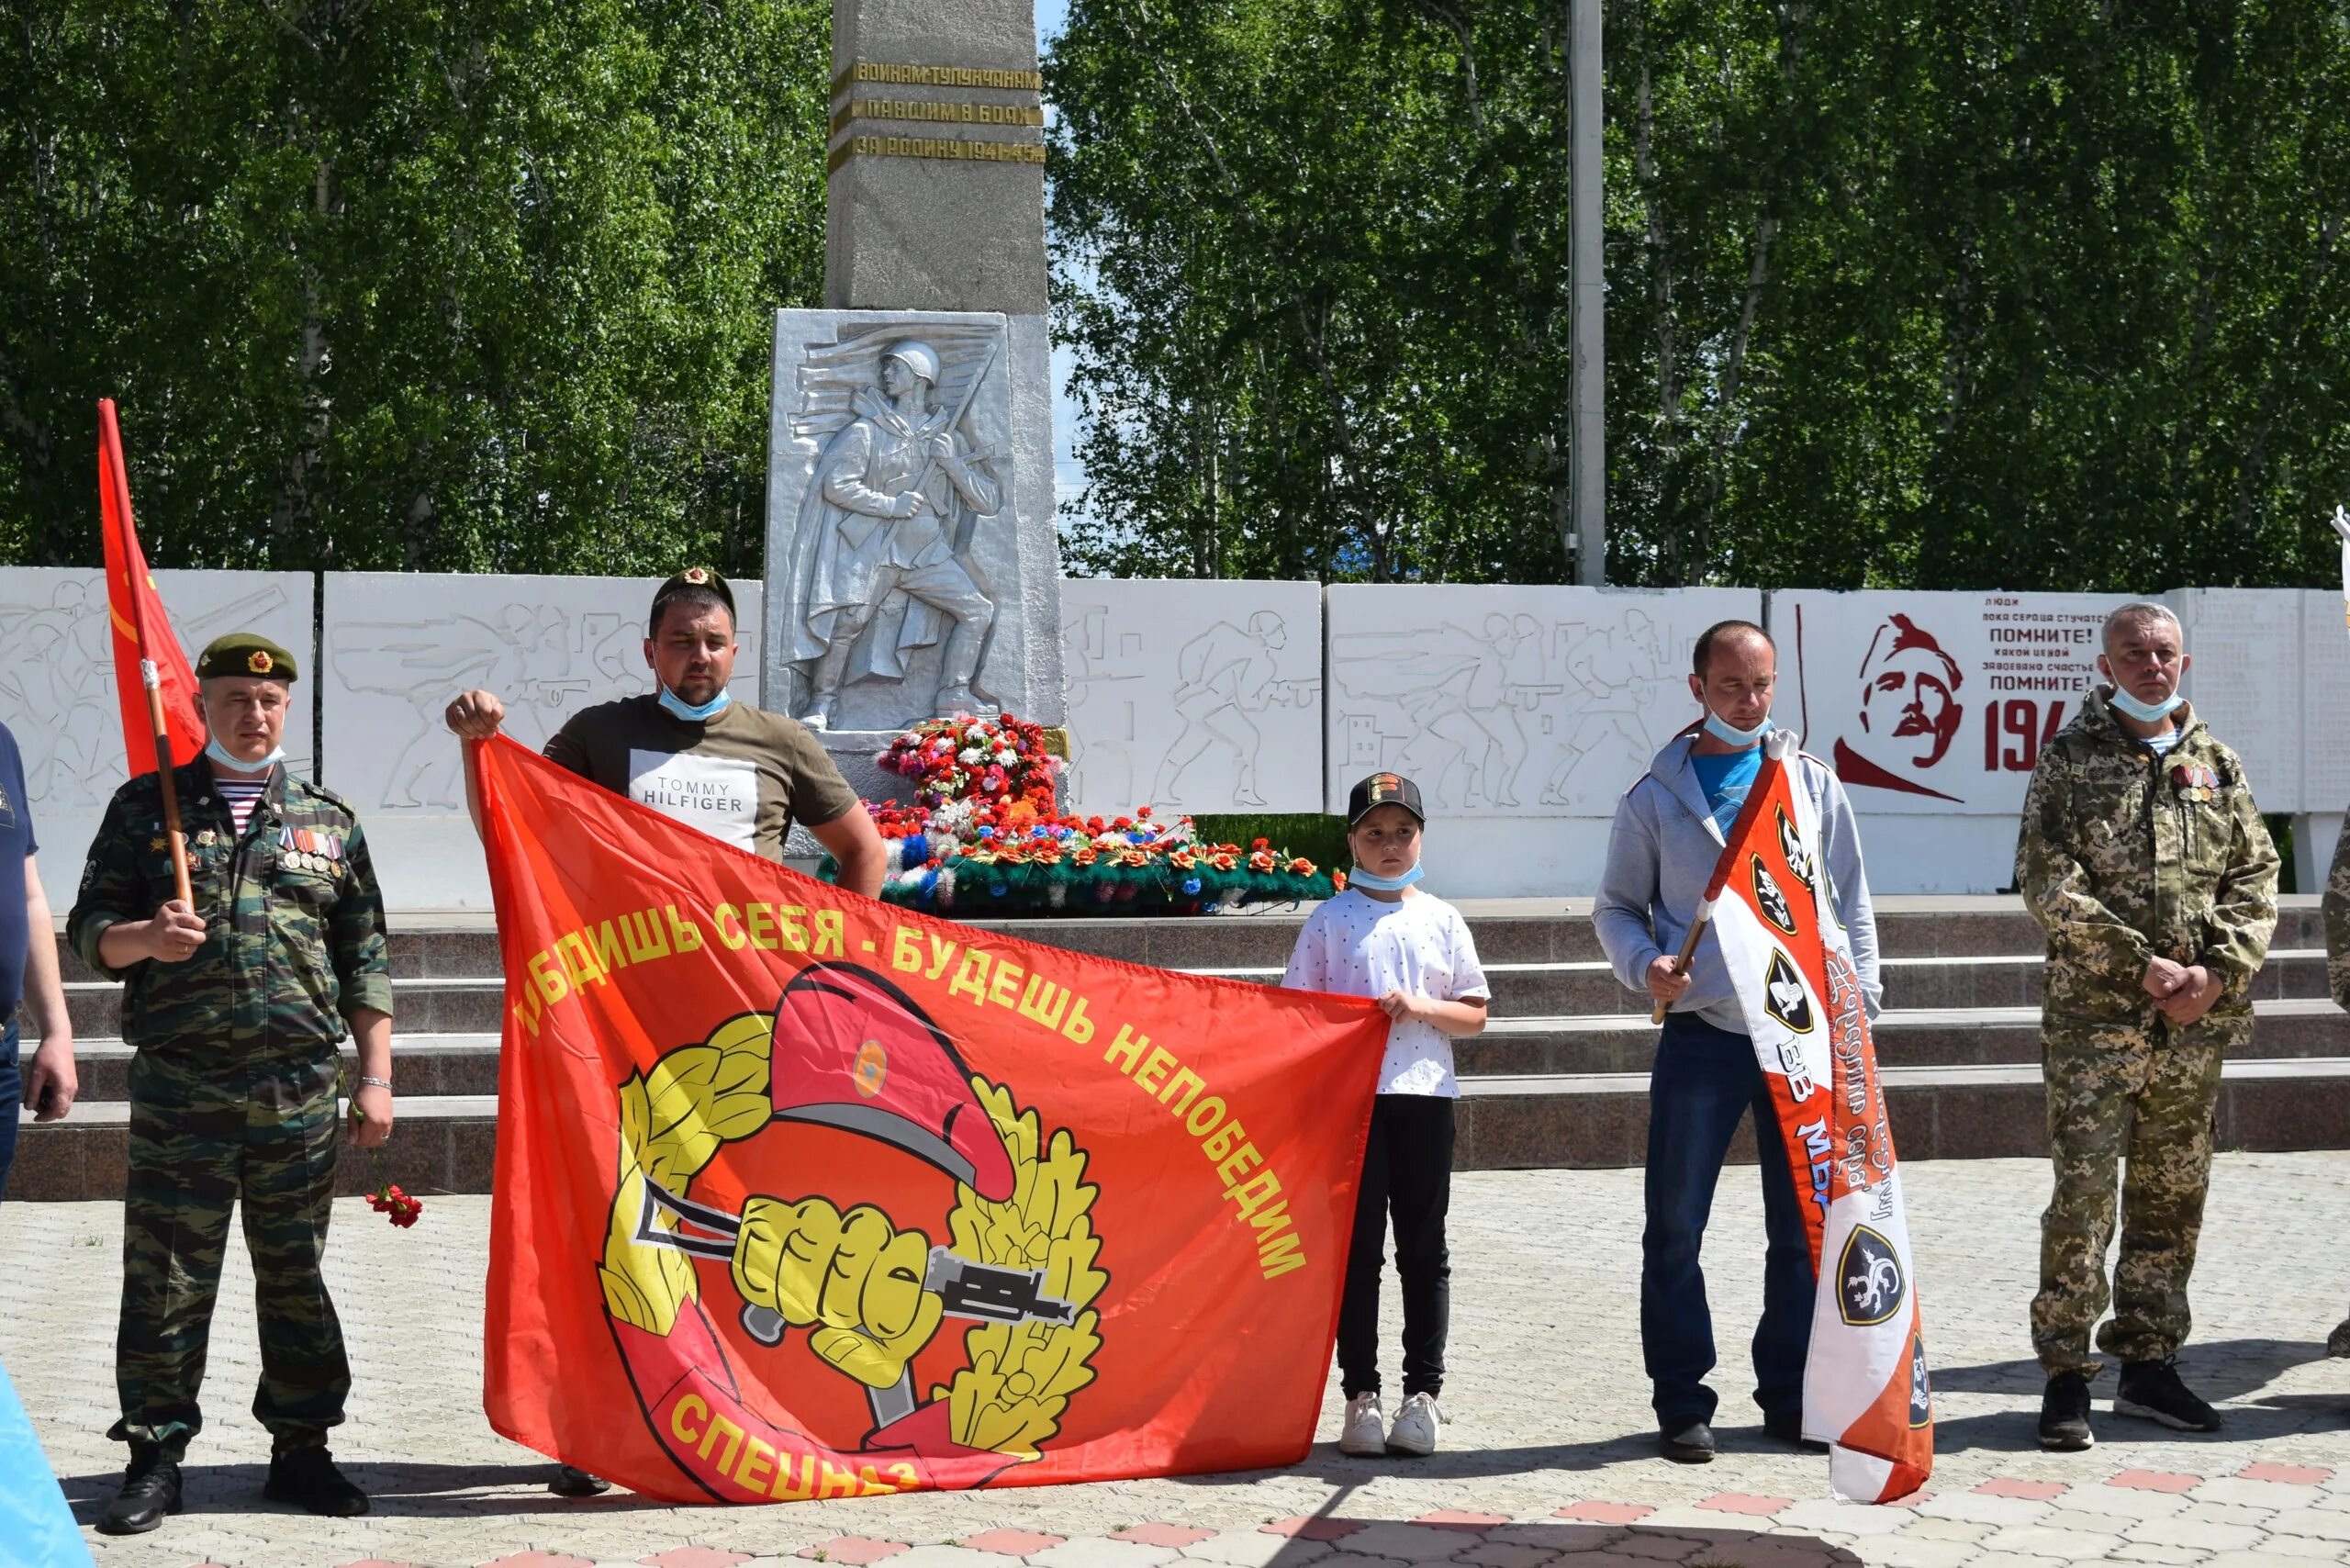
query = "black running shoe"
xmin=263 ymin=1444 xmax=370 ymax=1517
xmin=98 ymin=1450 xmax=181 ymax=1536
xmin=2115 ymin=1358 xmax=2222 ymax=1433
xmin=2329 ymin=1317 xmax=2350 ymax=1359
xmin=550 ymin=1463 xmax=612 ymax=1496
xmin=2037 ymin=1371 xmax=2094 ymax=1450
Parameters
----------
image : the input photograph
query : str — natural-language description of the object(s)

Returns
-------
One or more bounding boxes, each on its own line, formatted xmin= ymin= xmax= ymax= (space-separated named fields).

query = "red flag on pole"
xmin=97 ymin=398 xmax=203 ymax=778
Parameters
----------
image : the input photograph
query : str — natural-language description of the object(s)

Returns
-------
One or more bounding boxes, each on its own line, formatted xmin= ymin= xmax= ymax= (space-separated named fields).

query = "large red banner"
xmin=474 ymin=738 xmax=1388 ymax=1503
xmin=97 ymin=398 xmax=203 ymax=778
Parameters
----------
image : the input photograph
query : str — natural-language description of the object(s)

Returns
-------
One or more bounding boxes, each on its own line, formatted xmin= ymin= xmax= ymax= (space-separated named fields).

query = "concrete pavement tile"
xmin=1262 ymin=1520 xmax=1368 ymax=1543
xmin=1691 ymin=1495 xmax=1787 ymax=1518
xmin=1974 ymin=1525 xmax=2121 ymax=1558
xmin=798 ymin=1540 xmax=912 ymax=1565
xmin=481 ymin=1555 xmax=599 ymax=1568
xmin=1327 ymin=1525 xmax=1479 ymax=1562
xmin=1770 ymin=1500 xmax=1912 ymax=1538
xmin=2102 ymin=1548 xmax=2210 ymax=1565
xmin=1899 ymin=1520 xmax=1987 ymax=1543
xmin=1963 ymin=1555 xmax=2073 ymax=1568
xmin=2173 ymin=1502 xmax=2278 ymax=1530
xmin=1490 ymin=1526 xmax=1617 ymax=1551
xmin=2199 ymin=1555 xmax=2330 ymax=1568
xmin=2265 ymin=1507 xmax=2350 ymax=1540
xmin=1414 ymin=1515 xmax=1511 ymax=1533
xmin=2238 ymin=1463 xmax=2332 ymax=1485
xmin=1548 ymin=1507 xmax=1652 ymax=1528
xmin=2121 ymin=1519 xmax=2262 ymax=1552
xmin=963 ymin=1531 xmax=1068 ymax=1557
xmin=2191 ymin=1476 xmax=2322 ymax=1509
xmin=642 ymin=1551 xmax=754 ymax=1568
xmin=2108 ymin=1472 xmax=2202 ymax=1494
xmin=1849 ymin=1539 xmax=1979 ymax=1568
xmin=1112 ymin=1529 xmax=1216 ymax=1550
xmin=1179 ymin=1532 xmax=1335 ymax=1568
xmin=879 ymin=1551 xmax=1016 ymax=1568
xmin=2231 ymin=1534 xmax=2350 ymax=1562
xmin=2064 ymin=1485 xmax=2190 ymax=1520
xmin=2029 ymin=1509 xmax=2132 ymax=1533
xmin=1451 ymin=1545 xmax=1556 ymax=1568
xmin=1912 ymin=1494 xmax=2048 ymax=1528
xmin=1547 ymin=1555 xmax=1661 ymax=1568
xmin=1598 ymin=1531 xmax=1717 ymax=1562
xmin=1030 ymin=1542 xmax=1181 ymax=1568
xmin=1967 ymin=1481 xmax=2066 ymax=1502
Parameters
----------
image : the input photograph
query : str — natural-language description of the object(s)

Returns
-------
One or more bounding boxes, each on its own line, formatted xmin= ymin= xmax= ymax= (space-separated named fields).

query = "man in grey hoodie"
xmin=1594 ymin=619 xmax=1882 ymax=1463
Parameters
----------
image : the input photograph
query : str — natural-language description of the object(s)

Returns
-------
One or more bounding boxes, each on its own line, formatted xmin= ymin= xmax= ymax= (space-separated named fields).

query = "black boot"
xmin=263 ymin=1443 xmax=370 ymax=1517
xmin=2115 ymin=1358 xmax=2222 ymax=1433
xmin=98 ymin=1447 xmax=182 ymax=1535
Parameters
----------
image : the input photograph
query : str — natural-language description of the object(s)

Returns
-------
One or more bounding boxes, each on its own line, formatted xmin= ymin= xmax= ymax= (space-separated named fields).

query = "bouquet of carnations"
xmin=831 ymin=713 xmax=1342 ymax=916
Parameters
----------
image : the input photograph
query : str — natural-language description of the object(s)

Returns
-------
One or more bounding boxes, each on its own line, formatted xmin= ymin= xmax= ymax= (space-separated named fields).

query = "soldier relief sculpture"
xmin=778 ymin=328 xmax=1006 ymax=732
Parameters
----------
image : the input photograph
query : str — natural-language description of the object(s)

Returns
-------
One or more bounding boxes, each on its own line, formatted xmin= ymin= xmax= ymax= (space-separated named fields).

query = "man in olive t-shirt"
xmin=443 ymin=568 xmax=888 ymax=890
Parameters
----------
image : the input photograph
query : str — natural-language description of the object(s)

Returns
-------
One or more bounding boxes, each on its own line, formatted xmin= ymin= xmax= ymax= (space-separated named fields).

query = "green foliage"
xmin=0 ymin=0 xmax=830 ymax=573
xmin=1046 ymin=1 xmax=2350 ymax=590
xmin=1191 ymin=812 xmax=1349 ymax=870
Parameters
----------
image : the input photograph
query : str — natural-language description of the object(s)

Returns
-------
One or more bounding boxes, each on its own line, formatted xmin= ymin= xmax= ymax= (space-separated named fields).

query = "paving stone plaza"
xmin=8 ymin=1152 xmax=2348 ymax=1568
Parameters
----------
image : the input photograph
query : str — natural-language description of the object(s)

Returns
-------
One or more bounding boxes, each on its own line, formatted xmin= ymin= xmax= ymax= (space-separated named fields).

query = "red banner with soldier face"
xmin=472 ymin=737 xmax=1386 ymax=1502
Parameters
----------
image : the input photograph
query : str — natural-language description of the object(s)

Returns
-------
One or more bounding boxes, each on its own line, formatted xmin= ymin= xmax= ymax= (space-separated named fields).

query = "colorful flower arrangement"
xmin=367 ymin=1182 xmax=424 ymax=1228
xmin=832 ymin=712 xmax=1343 ymax=915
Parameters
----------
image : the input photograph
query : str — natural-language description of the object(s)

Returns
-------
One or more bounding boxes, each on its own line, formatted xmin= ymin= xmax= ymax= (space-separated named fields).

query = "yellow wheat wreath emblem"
xmin=601 ymin=995 xmax=1106 ymax=1463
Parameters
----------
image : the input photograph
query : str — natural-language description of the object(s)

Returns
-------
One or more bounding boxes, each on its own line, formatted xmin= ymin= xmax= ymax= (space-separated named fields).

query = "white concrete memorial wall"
xmin=1058 ymin=580 xmax=1323 ymax=817
xmin=0 ymin=567 xmax=317 ymax=892
xmin=319 ymin=573 xmax=763 ymax=909
xmin=1324 ymin=584 xmax=1763 ymax=896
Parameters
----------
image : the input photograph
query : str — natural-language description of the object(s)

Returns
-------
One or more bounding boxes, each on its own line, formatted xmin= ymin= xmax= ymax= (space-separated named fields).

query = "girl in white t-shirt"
xmin=1281 ymin=772 xmax=1489 ymax=1458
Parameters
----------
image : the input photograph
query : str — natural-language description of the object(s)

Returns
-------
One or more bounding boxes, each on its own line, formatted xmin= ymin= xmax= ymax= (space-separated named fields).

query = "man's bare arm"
xmin=809 ymin=807 xmax=889 ymax=901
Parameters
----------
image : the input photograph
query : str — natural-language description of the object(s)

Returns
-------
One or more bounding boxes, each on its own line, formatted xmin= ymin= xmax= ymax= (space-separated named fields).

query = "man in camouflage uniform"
xmin=2018 ymin=602 xmax=2277 ymax=1451
xmin=2322 ymin=819 xmax=2350 ymax=1358
xmin=69 ymin=633 xmax=394 ymax=1533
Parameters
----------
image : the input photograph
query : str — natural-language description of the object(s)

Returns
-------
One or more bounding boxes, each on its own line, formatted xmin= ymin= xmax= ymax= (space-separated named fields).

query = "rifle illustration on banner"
xmin=98 ymin=398 xmax=203 ymax=907
xmin=1704 ymin=729 xmax=1935 ymax=1501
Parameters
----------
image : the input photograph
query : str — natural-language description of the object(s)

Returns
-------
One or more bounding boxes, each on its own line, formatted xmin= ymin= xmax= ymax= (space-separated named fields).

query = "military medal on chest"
xmin=2169 ymin=761 xmax=2219 ymax=803
xmin=277 ymin=823 xmax=345 ymax=876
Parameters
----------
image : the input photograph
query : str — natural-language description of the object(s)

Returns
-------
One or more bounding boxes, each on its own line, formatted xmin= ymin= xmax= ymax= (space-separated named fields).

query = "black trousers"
xmin=1338 ymin=1093 xmax=1454 ymax=1399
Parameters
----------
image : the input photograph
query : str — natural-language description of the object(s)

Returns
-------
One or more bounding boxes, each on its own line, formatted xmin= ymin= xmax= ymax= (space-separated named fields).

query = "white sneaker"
xmin=1339 ymin=1393 xmax=1384 ymax=1455
xmin=1386 ymin=1392 xmax=1442 ymax=1456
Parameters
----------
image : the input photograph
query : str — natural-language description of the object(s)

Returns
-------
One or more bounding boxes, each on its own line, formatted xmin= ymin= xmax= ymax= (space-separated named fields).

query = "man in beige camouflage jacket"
xmin=2017 ymin=601 xmax=2277 ymax=1451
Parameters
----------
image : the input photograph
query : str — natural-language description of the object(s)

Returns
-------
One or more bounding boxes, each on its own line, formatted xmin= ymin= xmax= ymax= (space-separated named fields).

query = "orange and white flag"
xmin=1709 ymin=732 xmax=1933 ymax=1502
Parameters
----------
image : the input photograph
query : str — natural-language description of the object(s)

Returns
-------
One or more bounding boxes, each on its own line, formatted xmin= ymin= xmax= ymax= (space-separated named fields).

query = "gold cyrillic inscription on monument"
xmin=830 ymin=98 xmax=1047 ymax=136
xmin=826 ymin=136 xmax=1048 ymax=174
xmin=832 ymin=62 xmax=1045 ymax=93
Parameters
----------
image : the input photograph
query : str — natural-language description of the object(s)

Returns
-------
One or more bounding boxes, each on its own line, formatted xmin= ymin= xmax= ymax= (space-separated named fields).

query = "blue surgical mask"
xmin=2107 ymin=685 xmax=2183 ymax=724
xmin=1348 ymin=863 xmax=1426 ymax=892
xmin=657 ymin=685 xmax=733 ymax=722
xmin=1702 ymin=711 xmax=1774 ymax=749
xmin=204 ymin=735 xmax=284 ymax=774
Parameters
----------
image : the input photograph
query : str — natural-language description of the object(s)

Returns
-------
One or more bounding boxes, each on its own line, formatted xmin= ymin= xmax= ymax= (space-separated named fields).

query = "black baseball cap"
xmin=1347 ymin=771 xmax=1425 ymax=826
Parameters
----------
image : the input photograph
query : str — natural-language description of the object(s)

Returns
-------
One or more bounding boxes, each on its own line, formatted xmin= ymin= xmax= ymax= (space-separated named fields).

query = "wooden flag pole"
xmin=99 ymin=399 xmax=194 ymax=909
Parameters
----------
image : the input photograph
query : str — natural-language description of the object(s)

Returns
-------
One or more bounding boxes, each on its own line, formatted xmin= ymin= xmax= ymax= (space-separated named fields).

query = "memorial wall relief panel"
xmin=1058 ymin=579 xmax=1324 ymax=817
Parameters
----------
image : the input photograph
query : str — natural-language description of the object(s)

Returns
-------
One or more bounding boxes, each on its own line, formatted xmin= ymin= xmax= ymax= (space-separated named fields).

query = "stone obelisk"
xmin=763 ymin=0 xmax=1066 ymax=777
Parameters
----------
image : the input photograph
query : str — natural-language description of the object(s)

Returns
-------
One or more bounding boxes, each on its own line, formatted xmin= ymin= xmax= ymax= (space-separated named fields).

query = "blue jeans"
xmin=1640 ymin=1011 xmax=1816 ymax=1426
xmin=0 ymin=1020 xmax=19 ymax=1203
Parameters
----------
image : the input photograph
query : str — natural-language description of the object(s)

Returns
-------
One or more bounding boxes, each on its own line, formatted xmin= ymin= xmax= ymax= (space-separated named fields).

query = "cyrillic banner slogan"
xmin=1711 ymin=734 xmax=1934 ymax=1501
xmin=473 ymin=738 xmax=1387 ymax=1503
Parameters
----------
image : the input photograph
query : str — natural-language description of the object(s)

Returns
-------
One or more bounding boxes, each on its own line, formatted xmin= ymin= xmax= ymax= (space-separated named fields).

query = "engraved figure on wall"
xmin=785 ymin=337 xmax=1002 ymax=730
xmin=1149 ymin=611 xmax=1300 ymax=809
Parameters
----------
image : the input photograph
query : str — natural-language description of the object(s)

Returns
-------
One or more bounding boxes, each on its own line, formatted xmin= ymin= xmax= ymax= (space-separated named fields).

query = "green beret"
xmin=651 ymin=566 xmax=735 ymax=621
xmin=196 ymin=632 xmax=298 ymax=683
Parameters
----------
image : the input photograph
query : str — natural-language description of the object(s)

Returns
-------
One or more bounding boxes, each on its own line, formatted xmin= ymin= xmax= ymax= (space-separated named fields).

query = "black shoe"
xmin=98 ymin=1450 xmax=182 ymax=1536
xmin=550 ymin=1463 xmax=612 ymax=1496
xmin=1659 ymin=1418 xmax=1717 ymax=1463
xmin=2038 ymin=1371 xmax=2094 ymax=1450
xmin=2328 ymin=1318 xmax=2350 ymax=1359
xmin=2115 ymin=1357 xmax=2222 ymax=1433
xmin=1762 ymin=1409 xmax=1830 ymax=1452
xmin=263 ymin=1444 xmax=370 ymax=1517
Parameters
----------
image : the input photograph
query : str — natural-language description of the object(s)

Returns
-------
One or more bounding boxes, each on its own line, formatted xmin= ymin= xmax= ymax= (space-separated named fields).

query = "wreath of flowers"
xmin=838 ymin=712 xmax=1343 ymax=915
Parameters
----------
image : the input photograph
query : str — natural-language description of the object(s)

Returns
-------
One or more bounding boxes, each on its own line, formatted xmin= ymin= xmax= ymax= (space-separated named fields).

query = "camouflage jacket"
xmin=68 ymin=758 xmax=394 ymax=1058
xmin=2324 ymin=817 xmax=2350 ymax=1010
xmin=2016 ymin=689 xmax=2277 ymax=1022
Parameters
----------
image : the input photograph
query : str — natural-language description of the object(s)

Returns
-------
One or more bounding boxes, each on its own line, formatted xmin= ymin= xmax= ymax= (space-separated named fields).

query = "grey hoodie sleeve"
xmin=1595 ymin=783 xmax=1668 ymax=992
xmin=1815 ymin=764 xmax=1884 ymax=1018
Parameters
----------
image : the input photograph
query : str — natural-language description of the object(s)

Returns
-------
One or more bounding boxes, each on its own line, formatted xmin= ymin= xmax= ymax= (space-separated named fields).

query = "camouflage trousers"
xmin=111 ymin=1049 xmax=347 ymax=1461
xmin=2030 ymin=1004 xmax=2242 ymax=1377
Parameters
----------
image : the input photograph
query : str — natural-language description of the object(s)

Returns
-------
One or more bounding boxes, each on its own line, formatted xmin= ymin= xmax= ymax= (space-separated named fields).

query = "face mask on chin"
xmin=2107 ymin=684 xmax=2183 ymax=724
xmin=657 ymin=684 xmax=733 ymax=722
xmin=1701 ymin=711 xmax=1774 ymax=748
xmin=1348 ymin=863 xmax=1425 ymax=892
xmin=204 ymin=734 xmax=285 ymax=773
